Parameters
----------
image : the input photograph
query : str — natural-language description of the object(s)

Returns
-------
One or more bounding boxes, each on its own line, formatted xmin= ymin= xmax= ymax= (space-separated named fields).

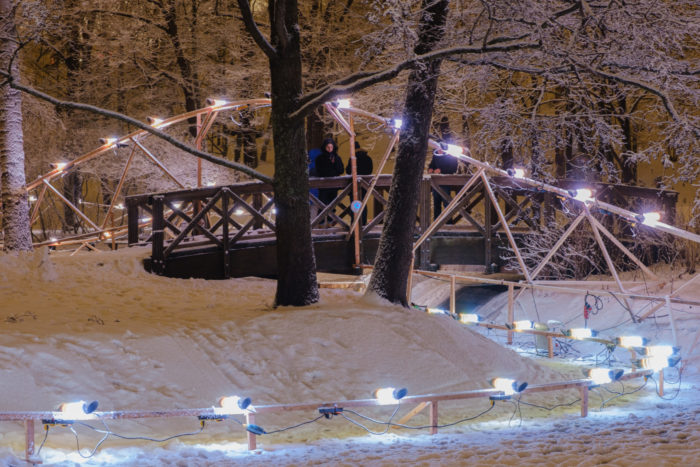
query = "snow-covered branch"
xmin=236 ymin=0 xmax=277 ymax=60
xmin=0 ymin=70 xmax=273 ymax=184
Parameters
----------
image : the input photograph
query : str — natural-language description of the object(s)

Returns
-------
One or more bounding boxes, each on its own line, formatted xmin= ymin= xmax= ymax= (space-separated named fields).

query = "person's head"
xmin=322 ymin=138 xmax=337 ymax=154
xmin=354 ymin=141 xmax=361 ymax=150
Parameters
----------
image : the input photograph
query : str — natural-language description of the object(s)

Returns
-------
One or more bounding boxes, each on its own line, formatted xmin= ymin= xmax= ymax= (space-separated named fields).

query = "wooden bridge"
xmin=126 ymin=173 xmax=677 ymax=279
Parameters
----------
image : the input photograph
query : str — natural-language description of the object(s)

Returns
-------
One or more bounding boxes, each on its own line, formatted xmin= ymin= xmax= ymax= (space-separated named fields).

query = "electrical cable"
xmin=387 ymin=403 xmax=495 ymax=430
xmin=263 ymin=415 xmax=326 ymax=434
xmin=648 ymin=370 xmax=683 ymax=400
xmin=68 ymin=424 xmax=110 ymax=459
xmin=340 ymin=404 xmax=401 ymax=435
xmin=517 ymin=397 xmax=582 ymax=411
xmin=78 ymin=419 xmax=206 ymax=443
xmin=35 ymin=424 xmax=50 ymax=456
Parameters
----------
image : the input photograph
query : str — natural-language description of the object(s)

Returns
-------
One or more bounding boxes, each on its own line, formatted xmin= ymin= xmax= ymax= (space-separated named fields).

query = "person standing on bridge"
xmin=315 ymin=138 xmax=344 ymax=224
xmin=428 ymin=147 xmax=459 ymax=222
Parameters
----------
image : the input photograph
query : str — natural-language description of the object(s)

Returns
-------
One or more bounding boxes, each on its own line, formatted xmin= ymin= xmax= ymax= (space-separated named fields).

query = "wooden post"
xmin=418 ymin=176 xmax=432 ymax=270
xmin=547 ymin=336 xmax=553 ymax=358
xmin=666 ymin=295 xmax=678 ymax=347
xmin=127 ymin=200 xmax=139 ymax=245
xmin=484 ymin=179 xmax=492 ymax=271
xmin=430 ymin=400 xmax=438 ymax=435
xmin=151 ymin=195 xmax=165 ymax=274
xmin=580 ymin=385 xmax=589 ymax=417
xmin=348 ymin=115 xmax=361 ymax=267
xmin=450 ymin=275 xmax=456 ymax=315
xmin=222 ymin=190 xmax=230 ymax=278
xmin=407 ymin=258 xmax=415 ymax=305
xmin=25 ymin=420 xmax=34 ymax=462
xmin=507 ymin=284 xmax=514 ymax=345
xmin=246 ymin=412 xmax=257 ymax=451
xmin=659 ymin=369 xmax=664 ymax=397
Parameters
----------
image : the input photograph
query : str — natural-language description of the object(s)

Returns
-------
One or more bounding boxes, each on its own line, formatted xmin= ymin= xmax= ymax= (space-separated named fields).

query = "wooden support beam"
xmin=246 ymin=412 xmax=256 ymax=450
xmin=530 ymin=213 xmax=586 ymax=279
xmin=580 ymin=385 xmax=589 ymax=417
xmin=397 ymin=401 xmax=430 ymax=425
xmin=507 ymin=284 xmax=514 ymax=345
xmin=480 ymin=173 xmax=532 ymax=282
xmin=430 ymin=400 xmax=439 ymax=435
xmin=25 ymin=420 xmax=34 ymax=462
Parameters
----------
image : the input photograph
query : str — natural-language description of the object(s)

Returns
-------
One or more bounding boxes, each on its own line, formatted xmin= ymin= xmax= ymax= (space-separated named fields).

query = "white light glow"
xmin=103 ymin=232 xmax=112 ymax=238
xmin=272 ymin=208 xmax=278 ymax=214
xmin=29 ymin=195 xmax=37 ymax=202
xmin=445 ymin=144 xmax=464 ymax=157
xmin=55 ymin=401 xmax=96 ymax=421
xmin=140 ymin=217 xmax=151 ymax=223
xmin=214 ymin=396 xmax=252 ymax=415
xmin=512 ymin=168 xmax=525 ymax=178
xmin=392 ymin=118 xmax=403 ymax=129
xmin=569 ymin=328 xmax=594 ymax=339
xmin=336 ymin=99 xmax=351 ymax=109
xmin=645 ymin=345 xmax=675 ymax=358
xmin=100 ymin=138 xmax=118 ymax=147
xmin=427 ymin=307 xmax=449 ymax=315
xmin=491 ymin=378 xmax=517 ymax=395
xmin=209 ymin=99 xmax=229 ymax=108
xmin=54 ymin=162 xmax=68 ymax=172
xmin=640 ymin=356 xmax=669 ymax=372
xmin=642 ymin=212 xmax=661 ymax=227
xmin=587 ymin=368 xmax=614 ymax=385
xmin=573 ymin=188 xmax=595 ymax=203
xmin=374 ymin=387 xmax=404 ymax=405
xmin=115 ymin=204 xmax=125 ymax=210
xmin=513 ymin=320 xmax=534 ymax=330
xmin=234 ymin=209 xmax=245 ymax=216
xmin=459 ymin=313 xmax=481 ymax=324
xmin=148 ymin=117 xmax=165 ymax=127
xmin=617 ymin=336 xmax=645 ymax=348
xmin=207 ymin=181 xmax=217 ymax=187
xmin=50 ymin=237 xmax=57 ymax=242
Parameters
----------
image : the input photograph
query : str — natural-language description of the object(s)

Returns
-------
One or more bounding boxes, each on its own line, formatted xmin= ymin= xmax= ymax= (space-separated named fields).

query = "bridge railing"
xmin=126 ymin=174 xmax=677 ymax=275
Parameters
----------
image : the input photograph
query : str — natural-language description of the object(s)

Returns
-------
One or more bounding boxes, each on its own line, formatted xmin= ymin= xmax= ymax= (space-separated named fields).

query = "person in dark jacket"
xmin=314 ymin=138 xmax=344 ymax=224
xmin=346 ymin=141 xmax=373 ymax=225
xmin=428 ymin=148 xmax=459 ymax=221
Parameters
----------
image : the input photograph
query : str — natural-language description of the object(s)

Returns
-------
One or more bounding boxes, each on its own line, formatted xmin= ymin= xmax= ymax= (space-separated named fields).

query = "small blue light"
xmin=351 ymin=200 xmax=362 ymax=213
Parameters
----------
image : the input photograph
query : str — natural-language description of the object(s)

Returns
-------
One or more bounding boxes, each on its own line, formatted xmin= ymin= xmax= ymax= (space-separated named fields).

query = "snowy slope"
xmin=0 ymin=247 xmax=698 ymax=466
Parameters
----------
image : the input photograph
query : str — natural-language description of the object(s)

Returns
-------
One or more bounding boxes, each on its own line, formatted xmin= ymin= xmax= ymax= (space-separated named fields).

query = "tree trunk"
xmin=267 ymin=0 xmax=319 ymax=306
xmin=0 ymin=0 xmax=33 ymax=251
xmin=367 ymin=0 xmax=449 ymax=305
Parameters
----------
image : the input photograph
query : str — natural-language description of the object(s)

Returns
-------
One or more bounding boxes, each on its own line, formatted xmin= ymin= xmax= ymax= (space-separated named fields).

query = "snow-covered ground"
xmin=0 ymin=247 xmax=698 ymax=466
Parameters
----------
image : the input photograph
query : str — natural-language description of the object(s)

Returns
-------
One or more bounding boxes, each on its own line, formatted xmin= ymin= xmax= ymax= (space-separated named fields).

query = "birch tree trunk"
xmin=0 ymin=0 xmax=33 ymax=251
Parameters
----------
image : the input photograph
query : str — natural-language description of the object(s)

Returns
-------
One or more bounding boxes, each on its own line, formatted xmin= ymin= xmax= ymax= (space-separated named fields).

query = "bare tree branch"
xmin=292 ymin=40 xmax=541 ymax=120
xmin=236 ymin=0 xmax=276 ymax=59
xmin=90 ymin=9 xmax=169 ymax=33
xmin=0 ymin=70 xmax=273 ymax=184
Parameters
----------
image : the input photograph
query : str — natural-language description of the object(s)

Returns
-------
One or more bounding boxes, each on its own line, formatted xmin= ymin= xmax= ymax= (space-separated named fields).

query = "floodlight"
xmin=641 ymin=212 xmax=661 ymax=227
xmin=215 ymin=395 xmax=253 ymax=415
xmin=53 ymin=162 xmax=68 ymax=172
xmin=206 ymin=98 xmax=229 ymax=108
xmin=56 ymin=400 xmax=99 ymax=421
xmin=491 ymin=378 xmax=527 ymax=395
xmin=392 ymin=118 xmax=403 ymax=129
xmin=234 ymin=209 xmax=245 ymax=215
xmin=29 ymin=195 xmax=37 ymax=202
xmin=374 ymin=387 xmax=407 ymax=405
xmin=570 ymin=188 xmax=594 ymax=203
xmin=513 ymin=320 xmax=534 ymax=330
xmin=644 ymin=345 xmax=676 ymax=358
xmin=459 ymin=313 xmax=482 ymax=324
xmin=616 ymin=336 xmax=647 ymax=348
xmin=147 ymin=117 xmax=165 ymax=127
xmin=445 ymin=144 xmax=463 ymax=157
xmin=336 ymin=99 xmax=351 ymax=109
xmin=506 ymin=168 xmax=525 ymax=178
xmin=586 ymin=368 xmax=624 ymax=385
xmin=427 ymin=307 xmax=449 ymax=315
xmin=567 ymin=328 xmax=597 ymax=339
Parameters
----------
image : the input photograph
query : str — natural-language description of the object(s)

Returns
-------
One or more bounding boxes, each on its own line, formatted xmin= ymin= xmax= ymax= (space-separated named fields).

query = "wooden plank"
xmin=430 ymin=401 xmax=439 ymax=435
xmin=246 ymin=412 xmax=256 ymax=451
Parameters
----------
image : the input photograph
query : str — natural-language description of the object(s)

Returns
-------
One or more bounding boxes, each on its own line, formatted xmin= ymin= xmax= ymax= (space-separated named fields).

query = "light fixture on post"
xmin=213 ymin=395 xmax=253 ymax=416
xmin=586 ymin=368 xmax=624 ymax=386
xmin=391 ymin=118 xmax=403 ymax=129
xmin=566 ymin=328 xmax=598 ymax=339
xmin=373 ymin=387 xmax=407 ymax=405
xmin=335 ymin=98 xmax=351 ymax=109
xmin=206 ymin=98 xmax=229 ymax=108
xmin=615 ymin=336 xmax=648 ymax=348
xmin=459 ymin=313 xmax=482 ymax=324
xmin=490 ymin=378 xmax=528 ymax=400
xmin=445 ymin=144 xmax=464 ymax=157
xmin=512 ymin=320 xmax=534 ymax=330
xmin=506 ymin=168 xmax=525 ymax=179
xmin=147 ymin=116 xmax=165 ymax=127
xmin=52 ymin=400 xmax=99 ymax=422
xmin=426 ymin=307 xmax=449 ymax=315
xmin=638 ymin=212 xmax=661 ymax=227
xmin=569 ymin=188 xmax=595 ymax=203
